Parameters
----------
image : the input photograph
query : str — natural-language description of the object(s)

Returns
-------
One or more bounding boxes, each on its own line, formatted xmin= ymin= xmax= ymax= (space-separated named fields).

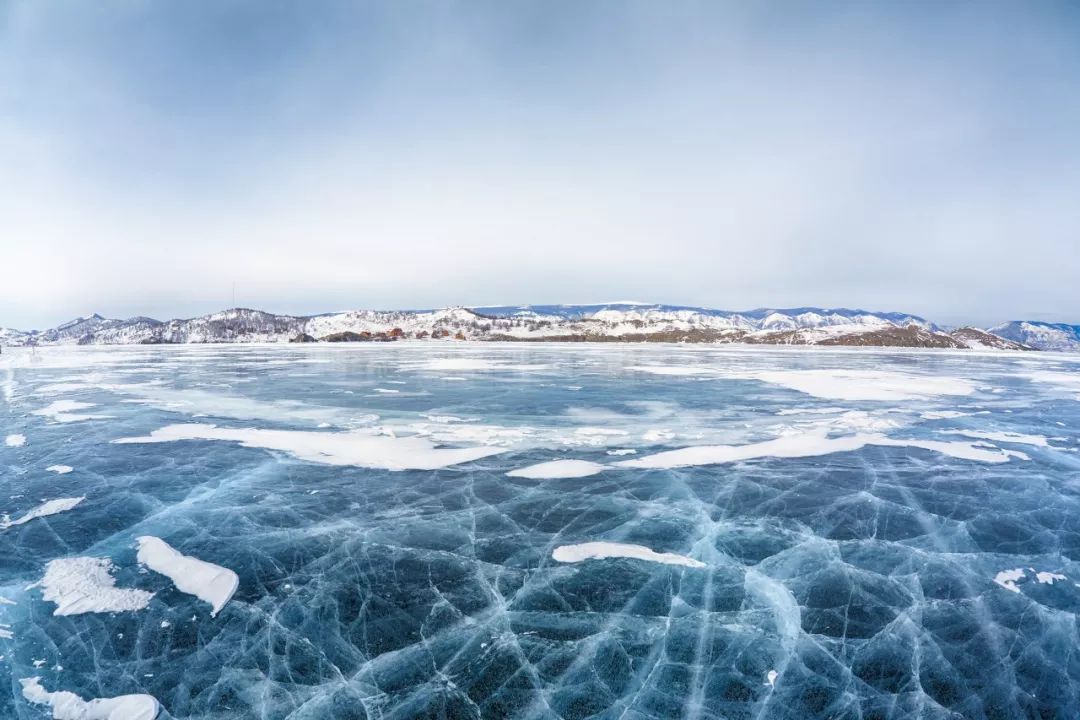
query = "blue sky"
xmin=2 ymin=1 xmax=1079 ymax=329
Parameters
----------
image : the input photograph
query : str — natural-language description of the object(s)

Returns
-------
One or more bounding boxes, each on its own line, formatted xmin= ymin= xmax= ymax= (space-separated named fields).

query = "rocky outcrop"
xmin=289 ymin=333 xmax=317 ymax=343
xmin=820 ymin=325 xmax=966 ymax=348
xmin=320 ymin=331 xmax=369 ymax=343
xmin=948 ymin=327 xmax=1033 ymax=350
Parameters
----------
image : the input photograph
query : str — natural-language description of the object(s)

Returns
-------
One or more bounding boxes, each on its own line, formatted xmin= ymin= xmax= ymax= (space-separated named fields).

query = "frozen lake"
xmin=2 ymin=343 xmax=1080 ymax=719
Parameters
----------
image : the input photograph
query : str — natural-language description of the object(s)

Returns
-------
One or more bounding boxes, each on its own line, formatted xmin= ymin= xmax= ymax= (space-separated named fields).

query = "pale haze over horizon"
xmin=2 ymin=1 xmax=1079 ymax=330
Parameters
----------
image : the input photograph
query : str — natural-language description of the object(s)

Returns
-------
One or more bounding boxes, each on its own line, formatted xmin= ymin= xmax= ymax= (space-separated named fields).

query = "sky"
xmin=2 ymin=0 xmax=1079 ymax=330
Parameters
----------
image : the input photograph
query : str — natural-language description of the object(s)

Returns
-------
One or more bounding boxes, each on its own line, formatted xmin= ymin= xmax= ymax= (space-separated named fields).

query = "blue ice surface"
xmin=2 ymin=343 xmax=1080 ymax=719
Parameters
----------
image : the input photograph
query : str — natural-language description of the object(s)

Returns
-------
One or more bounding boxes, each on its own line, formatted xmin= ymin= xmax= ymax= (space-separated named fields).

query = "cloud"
xmin=1 ymin=1 xmax=1079 ymax=328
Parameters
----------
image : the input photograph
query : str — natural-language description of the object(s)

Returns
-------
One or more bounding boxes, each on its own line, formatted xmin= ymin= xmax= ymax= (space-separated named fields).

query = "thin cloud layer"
xmin=2 ymin=2 xmax=1078 ymax=328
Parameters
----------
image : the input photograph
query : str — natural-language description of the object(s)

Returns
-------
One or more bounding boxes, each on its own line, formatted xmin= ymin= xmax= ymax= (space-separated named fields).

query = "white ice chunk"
xmin=2 ymin=497 xmax=84 ymax=530
xmin=113 ymin=423 xmax=507 ymax=470
xmin=507 ymin=460 xmax=608 ymax=479
xmin=552 ymin=542 xmax=705 ymax=568
xmin=20 ymin=676 xmax=160 ymax=720
xmin=46 ymin=465 xmax=74 ymax=474
xmin=136 ymin=536 xmax=238 ymax=617
xmin=5 ymin=434 xmax=26 ymax=447
xmin=35 ymin=557 xmax=153 ymax=616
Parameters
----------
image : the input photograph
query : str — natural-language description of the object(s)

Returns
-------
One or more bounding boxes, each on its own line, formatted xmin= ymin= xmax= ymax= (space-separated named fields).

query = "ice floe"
xmin=552 ymin=542 xmax=705 ymax=568
xmin=1 ymin=497 xmax=84 ymax=530
xmin=5 ymin=434 xmax=26 ymax=447
xmin=46 ymin=465 xmax=74 ymax=474
xmin=114 ymin=423 xmax=507 ymax=470
xmin=507 ymin=460 xmax=609 ymax=479
xmin=34 ymin=557 xmax=153 ymax=616
xmin=136 ymin=536 xmax=238 ymax=617
xmin=20 ymin=676 xmax=161 ymax=720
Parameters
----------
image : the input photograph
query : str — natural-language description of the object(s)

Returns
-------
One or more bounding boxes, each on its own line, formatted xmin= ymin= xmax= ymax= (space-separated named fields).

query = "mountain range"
xmin=1 ymin=303 xmax=1076 ymax=351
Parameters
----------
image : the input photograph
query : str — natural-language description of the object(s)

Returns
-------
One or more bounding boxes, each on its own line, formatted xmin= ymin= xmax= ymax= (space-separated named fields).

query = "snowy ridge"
xmin=989 ymin=321 xmax=1080 ymax=352
xmin=0 ymin=302 xmax=1049 ymax=349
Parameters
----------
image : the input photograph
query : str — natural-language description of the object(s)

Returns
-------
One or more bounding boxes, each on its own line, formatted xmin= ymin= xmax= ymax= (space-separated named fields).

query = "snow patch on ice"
xmin=113 ymin=423 xmax=508 ymax=470
xmin=136 ymin=536 xmax=238 ymax=617
xmin=1035 ymin=570 xmax=1067 ymax=585
xmin=507 ymin=460 xmax=608 ymax=479
xmin=617 ymin=430 xmax=1019 ymax=469
xmin=994 ymin=568 xmax=1025 ymax=593
xmin=1027 ymin=371 xmax=1080 ymax=393
xmin=552 ymin=542 xmax=705 ymax=568
xmin=940 ymin=430 xmax=1049 ymax=447
xmin=35 ymin=557 xmax=153 ymax=616
xmin=20 ymin=676 xmax=161 ymax=720
xmin=31 ymin=400 xmax=111 ymax=423
xmin=420 ymin=358 xmax=548 ymax=372
xmin=627 ymin=365 xmax=716 ymax=376
xmin=921 ymin=410 xmax=970 ymax=420
xmin=421 ymin=414 xmax=475 ymax=423
xmin=2 ymin=497 xmax=84 ymax=530
xmin=742 ymin=369 xmax=976 ymax=401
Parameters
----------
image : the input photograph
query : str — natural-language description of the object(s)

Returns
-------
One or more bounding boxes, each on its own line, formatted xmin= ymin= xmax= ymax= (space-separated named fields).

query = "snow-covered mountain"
xmin=0 ymin=303 xmax=1044 ymax=350
xmin=988 ymin=321 xmax=1080 ymax=352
